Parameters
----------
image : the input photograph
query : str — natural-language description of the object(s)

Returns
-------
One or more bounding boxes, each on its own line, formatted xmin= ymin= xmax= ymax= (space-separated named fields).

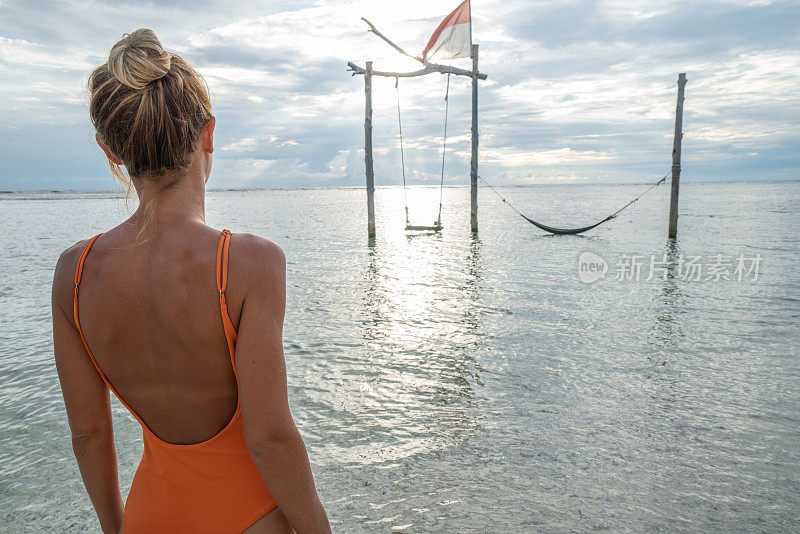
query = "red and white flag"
xmin=421 ymin=0 xmax=472 ymax=62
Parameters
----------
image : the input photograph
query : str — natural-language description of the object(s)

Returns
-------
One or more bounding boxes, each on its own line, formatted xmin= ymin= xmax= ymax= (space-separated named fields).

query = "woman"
xmin=51 ymin=29 xmax=331 ymax=533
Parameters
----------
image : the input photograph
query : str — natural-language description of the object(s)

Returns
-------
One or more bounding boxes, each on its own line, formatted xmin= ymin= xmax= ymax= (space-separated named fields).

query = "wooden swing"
xmin=395 ymin=73 xmax=451 ymax=232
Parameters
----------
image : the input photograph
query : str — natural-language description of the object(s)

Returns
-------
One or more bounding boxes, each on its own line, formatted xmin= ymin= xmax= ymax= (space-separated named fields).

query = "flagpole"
xmin=470 ymin=43 xmax=479 ymax=234
xmin=361 ymin=18 xmax=423 ymax=63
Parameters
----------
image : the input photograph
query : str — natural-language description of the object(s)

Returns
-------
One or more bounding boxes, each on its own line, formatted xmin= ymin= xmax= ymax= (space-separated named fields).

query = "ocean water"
xmin=1 ymin=181 xmax=799 ymax=532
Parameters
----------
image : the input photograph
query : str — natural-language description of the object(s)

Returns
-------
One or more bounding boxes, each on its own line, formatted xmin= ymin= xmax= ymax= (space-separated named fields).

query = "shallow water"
xmin=1 ymin=181 xmax=799 ymax=532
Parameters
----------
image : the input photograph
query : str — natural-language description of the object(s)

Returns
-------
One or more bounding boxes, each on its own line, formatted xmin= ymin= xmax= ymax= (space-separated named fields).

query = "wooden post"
xmin=470 ymin=44 xmax=479 ymax=234
xmin=668 ymin=72 xmax=687 ymax=239
xmin=365 ymin=61 xmax=376 ymax=239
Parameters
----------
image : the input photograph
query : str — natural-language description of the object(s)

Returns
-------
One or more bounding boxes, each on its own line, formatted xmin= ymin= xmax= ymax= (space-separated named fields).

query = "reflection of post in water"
xmin=458 ymin=234 xmax=486 ymax=387
xmin=466 ymin=235 xmax=482 ymax=299
xmin=651 ymin=238 xmax=686 ymax=349
xmin=644 ymin=239 xmax=686 ymax=449
xmin=361 ymin=240 xmax=386 ymax=343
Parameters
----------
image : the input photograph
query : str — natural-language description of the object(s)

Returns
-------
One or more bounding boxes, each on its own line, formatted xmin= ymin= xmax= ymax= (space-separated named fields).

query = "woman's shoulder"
xmin=51 ymin=236 xmax=99 ymax=316
xmin=228 ymin=232 xmax=285 ymax=272
xmin=226 ymin=232 xmax=286 ymax=297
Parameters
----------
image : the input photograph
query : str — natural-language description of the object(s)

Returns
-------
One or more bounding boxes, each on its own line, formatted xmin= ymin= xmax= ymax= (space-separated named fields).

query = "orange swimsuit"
xmin=73 ymin=229 xmax=278 ymax=533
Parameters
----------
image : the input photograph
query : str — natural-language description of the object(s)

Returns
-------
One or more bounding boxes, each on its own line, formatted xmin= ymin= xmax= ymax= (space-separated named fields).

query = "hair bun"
xmin=107 ymin=28 xmax=172 ymax=90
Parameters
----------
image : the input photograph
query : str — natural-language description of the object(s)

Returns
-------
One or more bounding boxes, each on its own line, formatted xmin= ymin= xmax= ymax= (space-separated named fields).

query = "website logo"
xmin=577 ymin=251 xmax=608 ymax=283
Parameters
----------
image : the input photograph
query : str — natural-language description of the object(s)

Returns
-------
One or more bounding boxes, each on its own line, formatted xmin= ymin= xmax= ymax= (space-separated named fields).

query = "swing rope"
xmin=395 ymin=74 xmax=450 ymax=230
xmin=436 ymin=73 xmax=451 ymax=227
xmin=395 ymin=77 xmax=409 ymax=225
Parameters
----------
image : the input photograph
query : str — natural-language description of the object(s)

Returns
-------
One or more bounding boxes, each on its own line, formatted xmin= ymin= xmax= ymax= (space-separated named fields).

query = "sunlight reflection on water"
xmin=1 ymin=181 xmax=799 ymax=532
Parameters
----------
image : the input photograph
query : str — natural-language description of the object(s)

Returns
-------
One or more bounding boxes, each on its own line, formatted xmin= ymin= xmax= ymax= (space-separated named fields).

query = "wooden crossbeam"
xmin=347 ymin=61 xmax=487 ymax=80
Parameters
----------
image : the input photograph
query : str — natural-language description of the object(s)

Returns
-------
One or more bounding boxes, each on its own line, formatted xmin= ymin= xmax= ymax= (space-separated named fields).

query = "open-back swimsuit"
xmin=73 ymin=229 xmax=278 ymax=533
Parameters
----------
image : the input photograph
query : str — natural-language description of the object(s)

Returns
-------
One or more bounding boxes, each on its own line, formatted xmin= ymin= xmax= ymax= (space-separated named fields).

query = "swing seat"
xmin=405 ymin=222 xmax=443 ymax=232
xmin=395 ymin=75 xmax=449 ymax=236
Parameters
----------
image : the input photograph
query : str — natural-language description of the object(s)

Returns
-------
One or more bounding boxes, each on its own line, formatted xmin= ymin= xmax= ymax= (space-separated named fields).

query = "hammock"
xmin=479 ymin=172 xmax=669 ymax=235
xmin=519 ymin=214 xmax=613 ymax=235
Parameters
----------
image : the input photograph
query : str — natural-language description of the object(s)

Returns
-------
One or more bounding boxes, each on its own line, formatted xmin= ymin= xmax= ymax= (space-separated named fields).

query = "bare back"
xmin=69 ymin=221 xmax=247 ymax=445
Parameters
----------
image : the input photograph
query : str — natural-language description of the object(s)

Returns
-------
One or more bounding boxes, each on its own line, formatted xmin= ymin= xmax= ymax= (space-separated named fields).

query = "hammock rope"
xmin=478 ymin=171 xmax=670 ymax=235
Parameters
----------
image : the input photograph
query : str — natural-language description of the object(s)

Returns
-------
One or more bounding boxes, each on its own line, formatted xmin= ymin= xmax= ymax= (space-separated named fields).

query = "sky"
xmin=0 ymin=0 xmax=798 ymax=190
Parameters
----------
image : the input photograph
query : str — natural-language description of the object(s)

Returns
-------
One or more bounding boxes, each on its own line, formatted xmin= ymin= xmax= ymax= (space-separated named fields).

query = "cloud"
xmin=0 ymin=0 xmax=798 ymax=189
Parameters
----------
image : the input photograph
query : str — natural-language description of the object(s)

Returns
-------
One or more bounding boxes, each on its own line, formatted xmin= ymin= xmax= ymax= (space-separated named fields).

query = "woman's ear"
xmin=202 ymin=116 xmax=216 ymax=154
xmin=95 ymin=133 xmax=123 ymax=165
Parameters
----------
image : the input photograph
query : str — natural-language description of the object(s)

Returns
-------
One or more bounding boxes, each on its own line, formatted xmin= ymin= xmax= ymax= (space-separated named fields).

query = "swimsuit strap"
xmin=216 ymin=229 xmax=238 ymax=374
xmin=73 ymin=234 xmax=102 ymax=290
xmin=73 ymin=233 xmax=110 ymax=387
xmin=73 ymin=233 xmax=148 ymax=427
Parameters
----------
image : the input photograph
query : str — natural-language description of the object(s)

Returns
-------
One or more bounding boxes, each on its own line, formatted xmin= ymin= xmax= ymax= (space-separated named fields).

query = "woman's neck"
xmin=130 ymin=167 xmax=207 ymax=228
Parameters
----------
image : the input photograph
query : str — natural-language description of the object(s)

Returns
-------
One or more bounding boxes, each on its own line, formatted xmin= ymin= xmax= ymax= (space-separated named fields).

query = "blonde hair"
xmin=88 ymin=28 xmax=212 ymax=239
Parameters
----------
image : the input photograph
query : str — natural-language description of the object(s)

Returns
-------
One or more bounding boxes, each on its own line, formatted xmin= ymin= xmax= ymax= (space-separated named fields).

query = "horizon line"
xmin=1 ymin=177 xmax=798 ymax=195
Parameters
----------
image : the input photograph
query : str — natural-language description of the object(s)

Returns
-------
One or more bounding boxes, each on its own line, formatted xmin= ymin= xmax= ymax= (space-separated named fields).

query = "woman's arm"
xmin=52 ymin=247 xmax=124 ymax=534
xmin=235 ymin=237 xmax=331 ymax=534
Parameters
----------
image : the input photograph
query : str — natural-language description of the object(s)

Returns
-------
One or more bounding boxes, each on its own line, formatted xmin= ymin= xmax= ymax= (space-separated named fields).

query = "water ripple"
xmin=1 ymin=183 xmax=799 ymax=532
